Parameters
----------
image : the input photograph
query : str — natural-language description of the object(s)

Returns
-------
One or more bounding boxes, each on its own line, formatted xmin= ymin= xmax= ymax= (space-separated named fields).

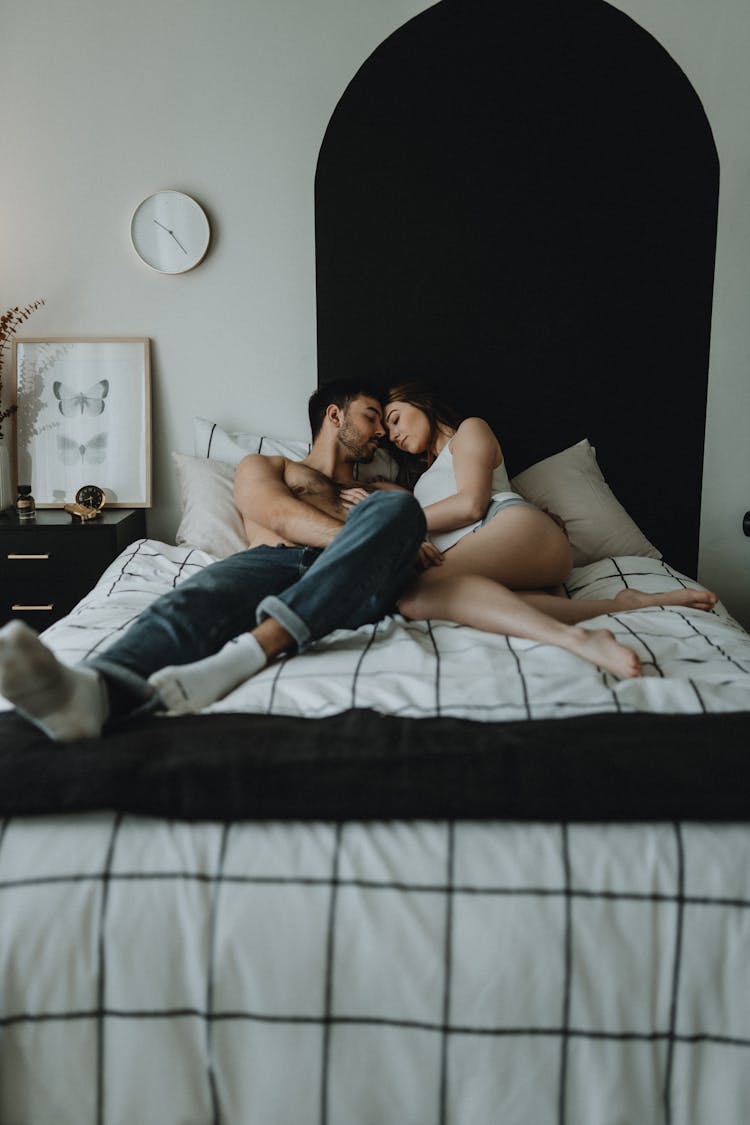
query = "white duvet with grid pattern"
xmin=7 ymin=538 xmax=748 ymax=722
xmin=2 ymin=815 xmax=749 ymax=1124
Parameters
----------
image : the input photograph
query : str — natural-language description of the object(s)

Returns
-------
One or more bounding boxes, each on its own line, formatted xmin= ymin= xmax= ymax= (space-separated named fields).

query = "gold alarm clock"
xmin=65 ymin=484 xmax=107 ymax=522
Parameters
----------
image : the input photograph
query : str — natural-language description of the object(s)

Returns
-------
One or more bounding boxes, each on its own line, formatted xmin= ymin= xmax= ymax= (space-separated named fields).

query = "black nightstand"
xmin=0 ymin=508 xmax=147 ymax=629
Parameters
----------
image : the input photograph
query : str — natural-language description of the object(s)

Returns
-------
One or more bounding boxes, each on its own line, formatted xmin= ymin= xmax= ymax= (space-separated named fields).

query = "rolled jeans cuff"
xmin=256 ymin=594 xmax=311 ymax=651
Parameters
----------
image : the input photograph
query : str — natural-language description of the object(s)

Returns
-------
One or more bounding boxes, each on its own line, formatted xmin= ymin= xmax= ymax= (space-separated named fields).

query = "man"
xmin=0 ymin=380 xmax=426 ymax=741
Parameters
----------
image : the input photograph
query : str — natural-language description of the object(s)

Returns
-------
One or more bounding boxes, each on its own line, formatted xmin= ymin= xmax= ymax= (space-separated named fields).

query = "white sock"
xmin=148 ymin=633 xmax=267 ymax=714
xmin=0 ymin=620 xmax=109 ymax=741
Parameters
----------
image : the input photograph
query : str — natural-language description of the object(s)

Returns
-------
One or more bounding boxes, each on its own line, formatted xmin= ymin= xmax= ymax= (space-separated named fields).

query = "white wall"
xmin=3 ymin=0 xmax=749 ymax=625
xmin=607 ymin=0 xmax=750 ymax=629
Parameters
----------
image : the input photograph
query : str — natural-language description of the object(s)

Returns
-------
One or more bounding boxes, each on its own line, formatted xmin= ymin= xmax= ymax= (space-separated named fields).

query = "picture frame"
xmin=11 ymin=337 xmax=151 ymax=508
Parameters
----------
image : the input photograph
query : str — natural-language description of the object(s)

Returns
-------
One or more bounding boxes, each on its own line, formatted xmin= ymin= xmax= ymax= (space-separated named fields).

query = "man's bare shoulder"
xmin=234 ymin=454 xmax=333 ymax=492
xmin=235 ymin=452 xmax=287 ymax=479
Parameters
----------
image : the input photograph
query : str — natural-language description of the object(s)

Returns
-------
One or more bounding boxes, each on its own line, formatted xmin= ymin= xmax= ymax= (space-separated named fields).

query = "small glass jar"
xmin=16 ymin=484 xmax=36 ymax=520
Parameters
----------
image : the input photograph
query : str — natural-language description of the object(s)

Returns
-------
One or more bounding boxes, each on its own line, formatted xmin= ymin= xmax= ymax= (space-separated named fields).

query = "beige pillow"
xmin=511 ymin=438 xmax=661 ymax=567
xmin=173 ymin=452 xmax=248 ymax=559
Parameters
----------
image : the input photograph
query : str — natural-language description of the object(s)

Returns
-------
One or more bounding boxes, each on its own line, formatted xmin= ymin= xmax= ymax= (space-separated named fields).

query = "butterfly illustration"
xmin=52 ymin=379 xmax=109 ymax=417
xmin=57 ymin=432 xmax=108 ymax=466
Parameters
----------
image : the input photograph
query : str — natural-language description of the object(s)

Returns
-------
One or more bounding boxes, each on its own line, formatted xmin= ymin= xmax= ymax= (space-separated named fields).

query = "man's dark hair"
xmin=308 ymin=379 xmax=382 ymax=440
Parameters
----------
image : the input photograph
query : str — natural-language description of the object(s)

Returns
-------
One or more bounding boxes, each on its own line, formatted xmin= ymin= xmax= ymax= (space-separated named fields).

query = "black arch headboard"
xmin=315 ymin=0 xmax=718 ymax=576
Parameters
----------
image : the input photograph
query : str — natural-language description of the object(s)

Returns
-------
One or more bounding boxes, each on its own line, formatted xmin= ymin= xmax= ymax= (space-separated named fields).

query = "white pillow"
xmin=511 ymin=438 xmax=661 ymax=567
xmin=173 ymin=452 xmax=248 ymax=559
xmin=193 ymin=417 xmax=399 ymax=482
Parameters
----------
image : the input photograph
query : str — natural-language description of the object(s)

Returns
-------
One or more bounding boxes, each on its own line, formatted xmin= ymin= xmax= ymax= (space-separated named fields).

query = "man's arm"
xmin=234 ymin=454 xmax=344 ymax=548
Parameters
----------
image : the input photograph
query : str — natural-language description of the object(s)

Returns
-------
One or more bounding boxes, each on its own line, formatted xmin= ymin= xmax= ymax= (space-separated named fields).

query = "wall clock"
xmin=130 ymin=190 xmax=211 ymax=274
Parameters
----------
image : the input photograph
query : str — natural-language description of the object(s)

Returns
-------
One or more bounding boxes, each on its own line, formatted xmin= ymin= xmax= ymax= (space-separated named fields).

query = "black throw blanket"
xmin=1 ymin=708 xmax=748 ymax=822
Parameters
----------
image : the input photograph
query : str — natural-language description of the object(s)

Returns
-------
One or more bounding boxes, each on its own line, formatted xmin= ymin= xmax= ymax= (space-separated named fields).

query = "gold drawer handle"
xmin=7 ymin=553 xmax=50 ymax=560
xmin=11 ymin=604 xmax=54 ymax=612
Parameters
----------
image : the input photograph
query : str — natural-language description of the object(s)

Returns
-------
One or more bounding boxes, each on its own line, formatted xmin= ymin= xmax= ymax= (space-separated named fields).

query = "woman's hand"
xmin=417 ymin=539 xmax=444 ymax=569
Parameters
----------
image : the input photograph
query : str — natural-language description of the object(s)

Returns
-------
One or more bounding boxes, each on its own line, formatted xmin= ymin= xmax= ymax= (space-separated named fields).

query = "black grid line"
xmin=104 ymin=539 xmax=150 ymax=597
xmin=658 ymin=560 xmax=691 ymax=592
xmin=170 ymin=546 xmax=200 ymax=589
xmin=611 ymin=558 xmax=630 ymax=589
xmin=674 ymin=610 xmax=750 ymax=674
xmin=350 ymin=622 xmax=380 ymax=709
xmin=687 ymin=678 xmax=708 ymax=712
xmin=426 ymin=621 xmax=442 ymax=716
xmin=505 ymin=635 xmax=532 ymax=719
xmin=320 ymin=824 xmax=343 ymax=1125
xmin=611 ymin=612 xmax=664 ymax=676
xmin=3 ymin=1004 xmax=750 ymax=1045
xmin=558 ymin=823 xmax=573 ymax=1125
xmin=206 ymin=824 xmax=231 ymax=1125
xmin=4 ymin=869 xmax=750 ymax=913
xmin=439 ymin=822 xmax=455 ymax=1125
xmin=96 ymin=814 xmax=122 ymax=1125
xmin=663 ymin=822 xmax=686 ymax=1125
xmin=565 ymin=562 xmax=691 ymax=597
xmin=265 ymin=653 xmax=290 ymax=714
xmin=80 ymin=609 xmax=144 ymax=662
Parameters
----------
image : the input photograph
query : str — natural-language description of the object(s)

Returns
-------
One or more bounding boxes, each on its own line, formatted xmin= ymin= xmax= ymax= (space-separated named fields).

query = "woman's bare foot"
xmin=567 ymin=626 xmax=642 ymax=679
xmin=614 ymin=587 xmax=717 ymax=613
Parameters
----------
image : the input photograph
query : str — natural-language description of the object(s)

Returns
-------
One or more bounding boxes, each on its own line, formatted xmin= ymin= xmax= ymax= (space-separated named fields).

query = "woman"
xmin=340 ymin=382 xmax=716 ymax=679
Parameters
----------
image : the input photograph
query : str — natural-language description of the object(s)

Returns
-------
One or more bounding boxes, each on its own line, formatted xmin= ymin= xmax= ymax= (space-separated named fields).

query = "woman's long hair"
xmin=383 ymin=382 xmax=464 ymax=483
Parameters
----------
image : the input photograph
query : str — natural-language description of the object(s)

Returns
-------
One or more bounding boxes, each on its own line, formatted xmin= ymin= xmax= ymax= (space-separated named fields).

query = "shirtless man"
xmin=0 ymin=381 xmax=426 ymax=741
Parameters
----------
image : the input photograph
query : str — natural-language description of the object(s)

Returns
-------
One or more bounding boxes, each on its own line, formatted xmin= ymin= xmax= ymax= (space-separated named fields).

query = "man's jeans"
xmin=87 ymin=490 xmax=425 ymax=713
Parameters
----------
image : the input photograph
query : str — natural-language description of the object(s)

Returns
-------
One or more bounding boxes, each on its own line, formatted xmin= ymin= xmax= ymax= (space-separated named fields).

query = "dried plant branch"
xmin=0 ymin=299 xmax=46 ymax=437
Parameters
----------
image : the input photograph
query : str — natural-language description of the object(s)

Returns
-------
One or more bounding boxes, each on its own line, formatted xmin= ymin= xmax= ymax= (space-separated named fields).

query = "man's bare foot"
xmin=0 ymin=620 xmax=108 ymax=740
xmin=614 ymin=587 xmax=717 ymax=613
xmin=568 ymin=626 xmax=642 ymax=679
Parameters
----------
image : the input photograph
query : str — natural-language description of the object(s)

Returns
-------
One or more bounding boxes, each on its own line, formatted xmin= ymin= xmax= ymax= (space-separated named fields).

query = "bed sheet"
xmin=4 ymin=538 xmax=747 ymax=724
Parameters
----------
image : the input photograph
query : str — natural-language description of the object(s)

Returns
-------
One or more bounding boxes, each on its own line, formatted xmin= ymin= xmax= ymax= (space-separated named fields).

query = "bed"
xmin=3 ymin=3 xmax=750 ymax=1123
xmin=2 ymin=428 xmax=750 ymax=1125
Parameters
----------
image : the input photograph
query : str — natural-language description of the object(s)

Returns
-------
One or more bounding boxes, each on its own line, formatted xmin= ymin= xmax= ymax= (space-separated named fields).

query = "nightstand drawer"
xmin=2 ymin=535 xmax=115 ymax=574
xmin=0 ymin=508 xmax=147 ymax=627
xmin=2 ymin=574 xmax=101 ymax=624
xmin=3 ymin=602 xmax=59 ymax=630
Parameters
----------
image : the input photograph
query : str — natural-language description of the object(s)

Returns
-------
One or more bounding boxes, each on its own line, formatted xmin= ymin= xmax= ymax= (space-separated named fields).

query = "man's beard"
xmin=339 ymin=420 xmax=377 ymax=463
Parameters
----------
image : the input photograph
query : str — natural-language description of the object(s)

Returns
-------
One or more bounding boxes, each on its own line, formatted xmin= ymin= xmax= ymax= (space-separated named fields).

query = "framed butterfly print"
xmin=11 ymin=338 xmax=151 ymax=507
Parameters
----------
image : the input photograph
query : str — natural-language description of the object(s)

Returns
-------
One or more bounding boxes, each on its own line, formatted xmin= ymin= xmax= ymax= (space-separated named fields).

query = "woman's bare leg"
xmin=515 ymin=586 xmax=718 ymax=623
xmin=433 ymin=505 xmax=717 ymax=615
xmin=438 ymin=505 xmax=572 ymax=588
xmin=398 ymin=574 xmax=641 ymax=678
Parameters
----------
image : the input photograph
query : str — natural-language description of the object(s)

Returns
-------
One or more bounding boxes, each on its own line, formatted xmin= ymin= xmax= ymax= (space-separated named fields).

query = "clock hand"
xmin=170 ymin=232 xmax=188 ymax=254
xmin=152 ymin=218 xmax=188 ymax=254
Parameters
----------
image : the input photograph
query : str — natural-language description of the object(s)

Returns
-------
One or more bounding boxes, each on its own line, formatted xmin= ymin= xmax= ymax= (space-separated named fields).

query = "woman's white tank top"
xmin=412 ymin=439 xmax=523 ymax=552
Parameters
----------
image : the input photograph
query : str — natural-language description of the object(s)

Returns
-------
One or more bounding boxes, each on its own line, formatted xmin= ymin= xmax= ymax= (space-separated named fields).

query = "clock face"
xmin=76 ymin=484 xmax=106 ymax=511
xmin=130 ymin=190 xmax=211 ymax=274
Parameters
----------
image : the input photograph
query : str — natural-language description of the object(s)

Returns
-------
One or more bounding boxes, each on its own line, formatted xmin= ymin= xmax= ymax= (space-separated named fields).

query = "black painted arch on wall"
xmin=315 ymin=0 xmax=718 ymax=575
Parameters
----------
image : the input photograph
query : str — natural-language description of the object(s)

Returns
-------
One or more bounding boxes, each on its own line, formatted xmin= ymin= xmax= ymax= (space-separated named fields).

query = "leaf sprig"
xmin=0 ymin=299 xmax=46 ymax=438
